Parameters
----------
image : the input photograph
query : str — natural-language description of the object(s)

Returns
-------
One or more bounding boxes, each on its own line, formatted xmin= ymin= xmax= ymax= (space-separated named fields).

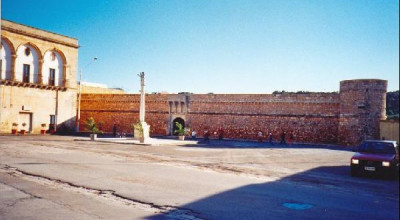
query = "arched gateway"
xmin=172 ymin=117 xmax=185 ymax=136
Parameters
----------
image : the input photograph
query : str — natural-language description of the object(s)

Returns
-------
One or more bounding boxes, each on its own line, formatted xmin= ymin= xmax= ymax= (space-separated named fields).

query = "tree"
xmin=174 ymin=122 xmax=187 ymax=136
xmin=85 ymin=117 xmax=103 ymax=134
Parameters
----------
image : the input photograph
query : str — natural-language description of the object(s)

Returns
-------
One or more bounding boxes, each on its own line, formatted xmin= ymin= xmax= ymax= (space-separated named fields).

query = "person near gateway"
xmin=257 ymin=131 xmax=263 ymax=142
xmin=204 ymin=130 xmax=210 ymax=143
xmin=288 ymin=131 xmax=294 ymax=145
xmin=192 ymin=130 xmax=197 ymax=140
xmin=280 ymin=131 xmax=287 ymax=145
xmin=268 ymin=131 xmax=274 ymax=145
xmin=113 ymin=123 xmax=117 ymax=137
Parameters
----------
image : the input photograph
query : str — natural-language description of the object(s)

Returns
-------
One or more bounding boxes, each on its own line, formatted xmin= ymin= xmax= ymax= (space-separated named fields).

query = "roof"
xmin=1 ymin=19 xmax=79 ymax=48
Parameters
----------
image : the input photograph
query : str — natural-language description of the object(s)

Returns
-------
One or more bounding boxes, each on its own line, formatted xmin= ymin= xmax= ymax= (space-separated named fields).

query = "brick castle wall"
xmin=80 ymin=79 xmax=387 ymax=146
xmin=187 ymin=94 xmax=340 ymax=144
xmin=80 ymin=94 xmax=170 ymax=135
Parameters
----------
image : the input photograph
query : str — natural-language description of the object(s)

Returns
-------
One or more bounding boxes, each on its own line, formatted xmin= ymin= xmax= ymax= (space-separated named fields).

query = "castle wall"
xmin=80 ymin=79 xmax=387 ymax=146
xmin=80 ymin=93 xmax=341 ymax=144
xmin=81 ymin=85 xmax=125 ymax=94
xmin=338 ymin=79 xmax=387 ymax=145
xmin=80 ymin=94 xmax=169 ymax=135
xmin=187 ymin=94 xmax=340 ymax=143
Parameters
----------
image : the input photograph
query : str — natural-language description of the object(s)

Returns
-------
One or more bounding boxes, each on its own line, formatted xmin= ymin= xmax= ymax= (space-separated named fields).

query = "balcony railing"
xmin=0 ymin=71 xmax=67 ymax=91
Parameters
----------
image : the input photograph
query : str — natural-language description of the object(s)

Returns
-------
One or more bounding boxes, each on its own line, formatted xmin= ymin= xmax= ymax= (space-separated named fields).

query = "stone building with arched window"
xmin=0 ymin=19 xmax=78 ymax=133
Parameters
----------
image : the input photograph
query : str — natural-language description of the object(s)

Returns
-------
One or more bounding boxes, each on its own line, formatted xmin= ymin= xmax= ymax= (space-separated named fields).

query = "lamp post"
xmin=76 ymin=57 xmax=98 ymax=133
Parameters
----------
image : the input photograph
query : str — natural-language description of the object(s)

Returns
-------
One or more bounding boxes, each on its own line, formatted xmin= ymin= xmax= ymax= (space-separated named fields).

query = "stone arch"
xmin=42 ymin=48 xmax=67 ymax=86
xmin=16 ymin=42 xmax=43 ymax=60
xmin=1 ymin=37 xmax=16 ymax=80
xmin=1 ymin=37 xmax=16 ymax=54
xmin=15 ymin=42 xmax=42 ymax=83
xmin=172 ymin=117 xmax=185 ymax=136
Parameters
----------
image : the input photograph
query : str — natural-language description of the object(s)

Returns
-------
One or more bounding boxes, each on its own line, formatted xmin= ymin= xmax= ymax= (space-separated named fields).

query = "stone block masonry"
xmin=80 ymin=79 xmax=387 ymax=146
xmin=1 ymin=19 xmax=78 ymax=134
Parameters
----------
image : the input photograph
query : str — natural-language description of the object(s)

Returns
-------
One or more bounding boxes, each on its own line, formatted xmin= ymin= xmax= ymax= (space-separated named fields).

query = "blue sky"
xmin=2 ymin=0 xmax=399 ymax=93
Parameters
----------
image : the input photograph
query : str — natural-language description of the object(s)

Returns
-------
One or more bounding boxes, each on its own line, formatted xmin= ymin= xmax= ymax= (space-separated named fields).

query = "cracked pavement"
xmin=0 ymin=135 xmax=398 ymax=219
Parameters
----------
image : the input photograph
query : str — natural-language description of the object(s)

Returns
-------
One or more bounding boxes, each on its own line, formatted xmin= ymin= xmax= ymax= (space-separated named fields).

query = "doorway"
xmin=19 ymin=113 xmax=32 ymax=132
xmin=172 ymin=117 xmax=185 ymax=136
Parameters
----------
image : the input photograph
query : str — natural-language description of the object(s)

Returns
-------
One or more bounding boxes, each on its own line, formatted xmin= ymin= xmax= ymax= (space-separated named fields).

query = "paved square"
xmin=0 ymin=135 xmax=398 ymax=219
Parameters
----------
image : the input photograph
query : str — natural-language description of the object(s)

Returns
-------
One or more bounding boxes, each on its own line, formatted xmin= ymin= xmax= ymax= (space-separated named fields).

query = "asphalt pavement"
xmin=0 ymin=135 xmax=398 ymax=220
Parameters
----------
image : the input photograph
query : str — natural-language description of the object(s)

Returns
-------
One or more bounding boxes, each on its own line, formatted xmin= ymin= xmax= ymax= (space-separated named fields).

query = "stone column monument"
xmin=134 ymin=72 xmax=150 ymax=140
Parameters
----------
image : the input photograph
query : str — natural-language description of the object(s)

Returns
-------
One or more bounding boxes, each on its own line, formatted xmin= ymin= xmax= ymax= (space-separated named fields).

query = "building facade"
xmin=0 ymin=19 xmax=79 ymax=133
xmin=80 ymin=79 xmax=387 ymax=146
xmin=0 ymin=20 xmax=388 ymax=146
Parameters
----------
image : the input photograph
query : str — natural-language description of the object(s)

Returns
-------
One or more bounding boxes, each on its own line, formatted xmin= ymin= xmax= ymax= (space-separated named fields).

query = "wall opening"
xmin=18 ymin=112 xmax=32 ymax=132
xmin=172 ymin=117 xmax=185 ymax=136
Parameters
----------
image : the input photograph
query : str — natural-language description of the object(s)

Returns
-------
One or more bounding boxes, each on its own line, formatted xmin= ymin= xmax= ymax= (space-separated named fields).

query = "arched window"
xmin=15 ymin=44 xmax=40 ymax=83
xmin=43 ymin=50 xmax=64 ymax=86
xmin=0 ymin=39 xmax=13 ymax=80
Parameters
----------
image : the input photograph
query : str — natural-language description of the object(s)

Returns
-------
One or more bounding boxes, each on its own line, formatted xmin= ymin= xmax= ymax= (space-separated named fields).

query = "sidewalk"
xmin=74 ymin=137 xmax=199 ymax=146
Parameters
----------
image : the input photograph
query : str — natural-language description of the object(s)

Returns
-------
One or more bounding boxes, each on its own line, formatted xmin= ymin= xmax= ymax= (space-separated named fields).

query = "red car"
xmin=351 ymin=140 xmax=399 ymax=179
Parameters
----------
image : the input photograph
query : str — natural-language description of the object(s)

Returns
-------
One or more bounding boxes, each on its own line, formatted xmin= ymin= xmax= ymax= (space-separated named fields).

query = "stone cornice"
xmin=2 ymin=20 xmax=79 ymax=49
xmin=0 ymin=80 xmax=68 ymax=91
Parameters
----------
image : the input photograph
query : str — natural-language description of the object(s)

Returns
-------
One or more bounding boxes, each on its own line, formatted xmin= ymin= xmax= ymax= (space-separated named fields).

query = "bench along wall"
xmin=80 ymin=79 xmax=387 ymax=146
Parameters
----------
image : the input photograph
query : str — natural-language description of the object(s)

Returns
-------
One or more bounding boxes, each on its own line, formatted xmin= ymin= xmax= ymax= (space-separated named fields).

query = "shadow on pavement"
xmin=181 ymin=139 xmax=353 ymax=152
xmin=146 ymin=165 xmax=399 ymax=220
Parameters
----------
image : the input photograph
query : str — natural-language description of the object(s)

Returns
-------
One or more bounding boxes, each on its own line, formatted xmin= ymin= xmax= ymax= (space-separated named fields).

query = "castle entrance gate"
xmin=172 ymin=117 xmax=185 ymax=136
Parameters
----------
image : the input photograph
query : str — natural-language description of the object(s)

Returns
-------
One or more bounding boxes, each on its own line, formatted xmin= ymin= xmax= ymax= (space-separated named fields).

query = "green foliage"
xmin=174 ymin=122 xmax=187 ymax=136
xmin=85 ymin=117 xmax=103 ymax=134
xmin=272 ymin=90 xmax=286 ymax=94
xmin=272 ymin=90 xmax=338 ymax=95
xmin=132 ymin=121 xmax=144 ymax=137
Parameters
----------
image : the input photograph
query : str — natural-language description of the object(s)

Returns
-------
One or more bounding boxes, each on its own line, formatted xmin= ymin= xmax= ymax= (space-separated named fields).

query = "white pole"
xmin=75 ymin=57 xmax=97 ymax=133
xmin=76 ymin=69 xmax=82 ymax=132
xmin=139 ymin=72 xmax=145 ymax=122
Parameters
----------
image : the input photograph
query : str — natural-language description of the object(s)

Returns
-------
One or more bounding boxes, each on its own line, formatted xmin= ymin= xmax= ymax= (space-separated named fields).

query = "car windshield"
xmin=358 ymin=142 xmax=396 ymax=154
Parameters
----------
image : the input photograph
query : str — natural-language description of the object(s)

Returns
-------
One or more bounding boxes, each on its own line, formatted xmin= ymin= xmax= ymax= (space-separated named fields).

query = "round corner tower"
xmin=338 ymin=79 xmax=387 ymax=146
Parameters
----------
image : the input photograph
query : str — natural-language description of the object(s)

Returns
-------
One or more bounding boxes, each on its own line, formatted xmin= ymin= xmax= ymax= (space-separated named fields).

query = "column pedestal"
xmin=134 ymin=121 xmax=150 ymax=140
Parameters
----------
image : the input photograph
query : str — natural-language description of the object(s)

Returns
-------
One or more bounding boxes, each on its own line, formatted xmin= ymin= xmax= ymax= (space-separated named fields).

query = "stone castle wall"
xmin=338 ymin=79 xmax=387 ymax=145
xmin=187 ymin=94 xmax=340 ymax=144
xmin=80 ymin=94 xmax=170 ymax=135
xmin=81 ymin=85 xmax=125 ymax=94
xmin=80 ymin=79 xmax=387 ymax=146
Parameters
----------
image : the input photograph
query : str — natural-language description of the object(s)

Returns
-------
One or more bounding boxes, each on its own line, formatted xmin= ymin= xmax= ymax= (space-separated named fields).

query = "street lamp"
xmin=76 ymin=57 xmax=98 ymax=133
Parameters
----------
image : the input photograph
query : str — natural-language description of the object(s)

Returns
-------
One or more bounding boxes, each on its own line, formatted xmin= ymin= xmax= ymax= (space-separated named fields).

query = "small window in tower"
xmin=49 ymin=68 xmax=55 ymax=86
xmin=24 ymin=47 xmax=31 ymax=56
